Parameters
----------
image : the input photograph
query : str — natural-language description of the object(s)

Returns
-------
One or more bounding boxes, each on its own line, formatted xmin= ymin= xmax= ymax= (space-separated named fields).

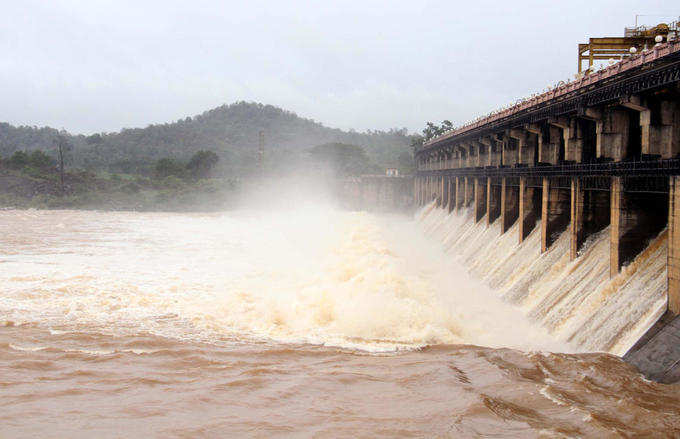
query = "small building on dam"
xmin=415 ymin=24 xmax=680 ymax=383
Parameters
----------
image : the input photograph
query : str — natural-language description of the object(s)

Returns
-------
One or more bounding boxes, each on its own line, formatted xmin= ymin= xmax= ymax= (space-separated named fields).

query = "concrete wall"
xmin=501 ymin=178 xmax=519 ymax=234
xmin=341 ymin=176 xmax=413 ymax=212
xmin=519 ymin=177 xmax=541 ymax=243
xmin=541 ymin=178 xmax=570 ymax=252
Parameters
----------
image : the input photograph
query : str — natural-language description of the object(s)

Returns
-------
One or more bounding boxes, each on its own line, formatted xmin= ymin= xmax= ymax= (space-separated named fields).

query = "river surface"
xmin=1 ymin=208 xmax=679 ymax=437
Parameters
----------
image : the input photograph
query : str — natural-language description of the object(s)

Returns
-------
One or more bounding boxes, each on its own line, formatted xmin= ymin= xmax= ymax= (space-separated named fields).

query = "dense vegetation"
xmin=0 ymin=149 xmax=235 ymax=210
xmin=0 ymin=101 xmax=417 ymax=210
xmin=0 ymin=101 xmax=415 ymax=176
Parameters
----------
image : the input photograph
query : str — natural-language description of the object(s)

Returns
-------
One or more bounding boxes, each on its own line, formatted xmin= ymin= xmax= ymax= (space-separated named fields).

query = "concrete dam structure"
xmin=414 ymin=38 xmax=680 ymax=382
xmin=339 ymin=175 xmax=414 ymax=212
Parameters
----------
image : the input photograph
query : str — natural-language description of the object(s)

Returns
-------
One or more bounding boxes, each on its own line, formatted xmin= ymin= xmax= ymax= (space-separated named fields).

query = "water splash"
xmin=417 ymin=202 xmax=667 ymax=355
xmin=0 ymin=208 xmax=568 ymax=353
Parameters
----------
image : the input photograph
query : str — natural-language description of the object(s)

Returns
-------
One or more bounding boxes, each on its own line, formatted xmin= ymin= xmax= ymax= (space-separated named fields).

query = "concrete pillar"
xmin=432 ymin=176 xmax=437 ymax=202
xmin=597 ymin=108 xmax=630 ymax=161
xmin=440 ymin=176 xmax=446 ymax=209
xmin=541 ymin=178 xmax=571 ymax=252
xmin=465 ymin=177 xmax=474 ymax=207
xmin=543 ymin=125 xmax=561 ymax=164
xmin=610 ymin=176 xmax=668 ymax=277
xmin=502 ymin=135 xmax=519 ymax=166
xmin=519 ymin=177 xmax=540 ymax=243
xmin=477 ymin=142 xmax=488 ymax=167
xmin=669 ymin=176 xmax=680 ymax=314
xmin=549 ymin=118 xmax=570 ymax=163
xmin=469 ymin=144 xmax=477 ymax=167
xmin=459 ymin=146 xmax=468 ymax=168
xmin=640 ymin=100 xmax=680 ymax=159
xmin=425 ymin=176 xmax=432 ymax=204
xmin=426 ymin=177 xmax=430 ymax=202
xmin=474 ymin=177 xmax=487 ymax=223
xmin=500 ymin=178 xmax=519 ymax=234
xmin=570 ymin=178 xmax=585 ymax=260
xmin=610 ymin=177 xmax=626 ymax=277
xmin=481 ymin=136 xmax=502 ymax=167
xmin=439 ymin=176 xmax=445 ymax=207
xmin=479 ymin=137 xmax=492 ymax=166
xmin=567 ymin=117 xmax=585 ymax=162
xmin=424 ymin=177 xmax=428 ymax=202
xmin=455 ymin=177 xmax=464 ymax=210
xmin=493 ymin=137 xmax=503 ymax=166
xmin=510 ymin=128 xmax=537 ymax=165
xmin=526 ymin=124 xmax=543 ymax=164
xmin=609 ymin=176 xmax=653 ymax=276
xmin=447 ymin=177 xmax=455 ymax=213
xmin=487 ymin=178 xmax=501 ymax=226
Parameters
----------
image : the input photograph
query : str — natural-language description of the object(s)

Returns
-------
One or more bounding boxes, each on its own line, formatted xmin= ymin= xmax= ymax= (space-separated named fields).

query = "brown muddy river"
xmin=1 ymin=209 xmax=679 ymax=437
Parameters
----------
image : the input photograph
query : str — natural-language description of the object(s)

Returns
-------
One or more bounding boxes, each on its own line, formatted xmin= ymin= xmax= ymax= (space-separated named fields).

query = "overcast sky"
xmin=1 ymin=0 xmax=677 ymax=134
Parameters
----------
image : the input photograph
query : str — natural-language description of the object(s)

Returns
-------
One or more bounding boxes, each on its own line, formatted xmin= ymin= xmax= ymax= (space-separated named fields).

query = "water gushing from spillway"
xmin=4 ymin=208 xmax=680 ymax=437
xmin=417 ymin=202 xmax=668 ymax=355
xmin=0 ymin=208 xmax=566 ymax=353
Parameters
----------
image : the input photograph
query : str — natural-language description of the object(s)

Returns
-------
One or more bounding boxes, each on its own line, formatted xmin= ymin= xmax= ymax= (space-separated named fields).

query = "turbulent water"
xmin=1 ymin=207 xmax=679 ymax=437
xmin=417 ymin=203 xmax=668 ymax=356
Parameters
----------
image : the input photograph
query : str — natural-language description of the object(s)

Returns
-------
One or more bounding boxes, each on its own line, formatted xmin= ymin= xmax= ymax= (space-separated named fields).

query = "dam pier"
xmin=415 ymin=34 xmax=680 ymax=382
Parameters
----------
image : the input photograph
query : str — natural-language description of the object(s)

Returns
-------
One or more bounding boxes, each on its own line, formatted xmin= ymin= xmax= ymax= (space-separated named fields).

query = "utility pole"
xmin=58 ymin=135 xmax=65 ymax=195
xmin=258 ymin=130 xmax=264 ymax=175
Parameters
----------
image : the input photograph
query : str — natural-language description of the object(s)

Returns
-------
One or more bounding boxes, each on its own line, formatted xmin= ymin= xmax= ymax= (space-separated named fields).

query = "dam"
xmin=414 ymin=29 xmax=680 ymax=382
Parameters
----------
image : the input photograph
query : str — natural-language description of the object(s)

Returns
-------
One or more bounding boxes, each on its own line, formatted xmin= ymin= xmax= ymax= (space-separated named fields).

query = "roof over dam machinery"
xmin=578 ymin=20 xmax=680 ymax=73
xmin=414 ymin=22 xmax=680 ymax=383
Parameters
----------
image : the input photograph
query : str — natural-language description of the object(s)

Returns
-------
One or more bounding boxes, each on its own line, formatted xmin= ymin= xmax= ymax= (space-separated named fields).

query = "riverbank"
xmin=0 ymin=167 xmax=238 ymax=211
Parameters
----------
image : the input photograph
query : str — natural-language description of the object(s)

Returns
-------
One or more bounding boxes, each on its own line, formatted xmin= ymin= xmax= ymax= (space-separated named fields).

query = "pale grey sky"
xmin=0 ymin=0 xmax=676 ymax=134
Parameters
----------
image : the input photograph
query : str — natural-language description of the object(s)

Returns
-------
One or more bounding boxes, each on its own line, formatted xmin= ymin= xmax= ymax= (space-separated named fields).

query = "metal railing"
xmin=417 ymin=158 xmax=680 ymax=179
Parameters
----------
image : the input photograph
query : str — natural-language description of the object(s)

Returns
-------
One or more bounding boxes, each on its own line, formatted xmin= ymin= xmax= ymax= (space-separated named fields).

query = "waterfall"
xmin=417 ymin=203 xmax=667 ymax=355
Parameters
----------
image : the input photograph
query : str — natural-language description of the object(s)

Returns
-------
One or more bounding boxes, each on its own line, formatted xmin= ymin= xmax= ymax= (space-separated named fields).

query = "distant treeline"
xmin=0 ymin=101 xmax=417 ymax=177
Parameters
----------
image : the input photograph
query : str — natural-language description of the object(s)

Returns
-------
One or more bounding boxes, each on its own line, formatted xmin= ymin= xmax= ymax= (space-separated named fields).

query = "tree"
xmin=410 ymin=134 xmax=424 ymax=151
xmin=28 ymin=150 xmax=53 ymax=168
xmin=441 ymin=120 xmax=453 ymax=130
xmin=421 ymin=120 xmax=454 ymax=141
xmin=309 ymin=143 xmax=374 ymax=176
xmin=86 ymin=133 xmax=103 ymax=144
xmin=7 ymin=151 xmax=30 ymax=169
xmin=154 ymin=158 xmax=185 ymax=178
xmin=186 ymin=150 xmax=219 ymax=179
xmin=397 ymin=151 xmax=414 ymax=174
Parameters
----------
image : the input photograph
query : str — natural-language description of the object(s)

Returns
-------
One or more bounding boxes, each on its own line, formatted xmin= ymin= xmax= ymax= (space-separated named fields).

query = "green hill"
xmin=0 ymin=101 xmax=413 ymax=176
